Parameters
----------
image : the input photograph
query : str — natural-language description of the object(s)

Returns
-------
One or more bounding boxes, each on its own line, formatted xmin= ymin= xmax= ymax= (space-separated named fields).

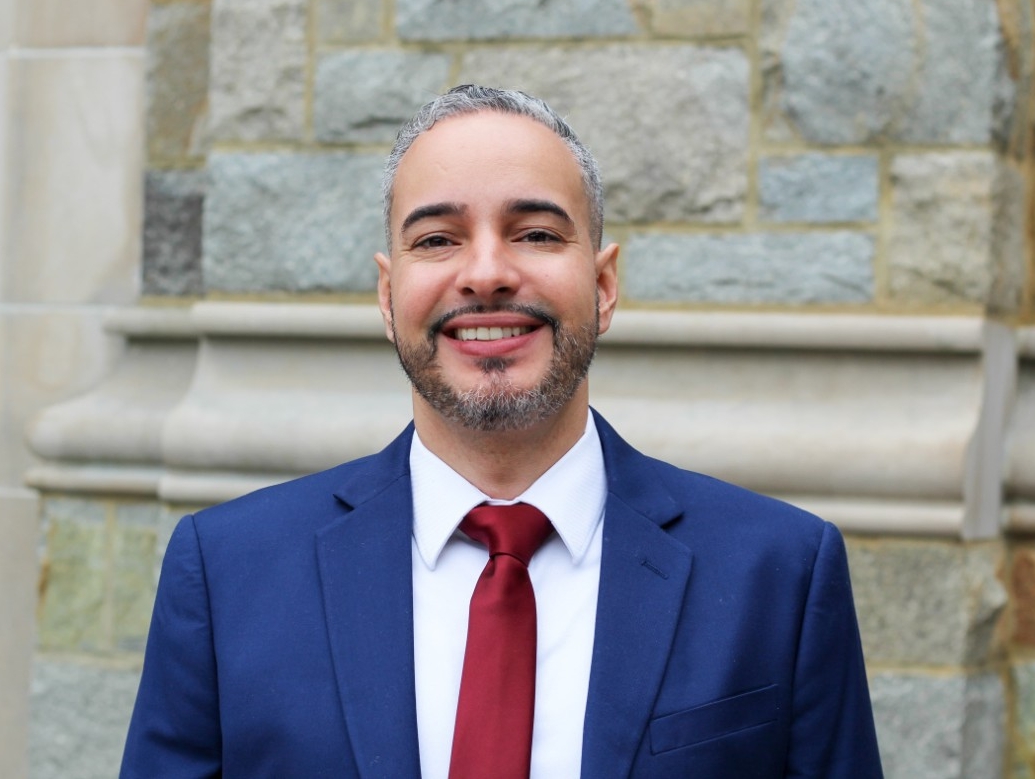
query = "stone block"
xmin=846 ymin=539 xmax=1004 ymax=666
xmin=887 ymin=152 xmax=996 ymax=306
xmin=989 ymin=159 xmax=1027 ymax=315
xmin=396 ymin=0 xmax=638 ymax=40
xmin=4 ymin=55 xmax=143 ymax=304
xmin=460 ymin=45 xmax=749 ymax=224
xmin=203 ymin=152 xmax=384 ymax=293
xmin=1 ymin=0 xmax=13 ymax=47
xmin=42 ymin=496 xmax=109 ymax=526
xmin=142 ymin=169 xmax=205 ymax=296
xmin=208 ymin=0 xmax=306 ymax=142
xmin=996 ymin=0 xmax=1034 ymax=160
xmin=622 ymin=231 xmax=873 ymax=304
xmin=112 ymin=524 xmax=157 ymax=651
xmin=758 ymin=153 xmax=878 ymax=223
xmin=765 ymin=0 xmax=1009 ymax=144
xmin=0 ymin=489 xmax=38 ymax=779
xmin=647 ymin=0 xmax=751 ymax=37
xmin=36 ymin=519 xmax=110 ymax=651
xmin=870 ymin=672 xmax=1004 ymax=779
xmin=1013 ymin=662 xmax=1035 ymax=778
xmin=116 ymin=501 xmax=162 ymax=528
xmin=15 ymin=0 xmax=147 ymax=46
xmin=1010 ymin=547 xmax=1035 ymax=647
xmin=29 ymin=658 xmax=142 ymax=779
xmin=146 ymin=2 xmax=210 ymax=162
xmin=317 ymin=0 xmax=383 ymax=42
xmin=314 ymin=50 xmax=451 ymax=144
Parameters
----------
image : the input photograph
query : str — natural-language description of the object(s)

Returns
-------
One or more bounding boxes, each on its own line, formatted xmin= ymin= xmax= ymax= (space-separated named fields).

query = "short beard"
xmin=392 ymin=303 xmax=599 ymax=432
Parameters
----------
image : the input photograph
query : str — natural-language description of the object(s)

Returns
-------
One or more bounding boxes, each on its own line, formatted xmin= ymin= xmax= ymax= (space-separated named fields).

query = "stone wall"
xmin=141 ymin=0 xmax=1033 ymax=314
xmin=0 ymin=0 xmax=146 ymax=775
xmin=15 ymin=1 xmax=1035 ymax=779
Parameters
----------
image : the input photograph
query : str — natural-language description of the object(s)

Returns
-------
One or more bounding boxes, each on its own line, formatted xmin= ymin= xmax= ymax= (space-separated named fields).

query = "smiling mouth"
xmin=453 ymin=326 xmax=535 ymax=342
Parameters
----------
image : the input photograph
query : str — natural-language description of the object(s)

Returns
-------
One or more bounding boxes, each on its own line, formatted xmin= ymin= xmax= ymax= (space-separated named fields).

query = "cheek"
xmin=390 ymin=280 xmax=443 ymax=332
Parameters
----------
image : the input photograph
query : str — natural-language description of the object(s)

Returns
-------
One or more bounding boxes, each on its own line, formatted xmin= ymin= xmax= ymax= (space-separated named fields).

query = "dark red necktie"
xmin=448 ymin=503 xmax=553 ymax=779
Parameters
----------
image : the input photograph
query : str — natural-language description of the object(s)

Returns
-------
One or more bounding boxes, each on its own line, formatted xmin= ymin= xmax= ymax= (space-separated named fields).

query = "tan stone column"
xmin=0 ymin=488 xmax=39 ymax=779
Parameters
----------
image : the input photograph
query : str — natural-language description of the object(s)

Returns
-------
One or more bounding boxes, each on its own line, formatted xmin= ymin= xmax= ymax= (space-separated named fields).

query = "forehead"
xmin=390 ymin=111 xmax=589 ymax=230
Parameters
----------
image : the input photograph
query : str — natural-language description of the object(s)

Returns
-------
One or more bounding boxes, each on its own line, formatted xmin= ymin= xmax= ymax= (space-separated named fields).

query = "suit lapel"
xmin=581 ymin=413 xmax=694 ymax=779
xmin=316 ymin=427 xmax=422 ymax=778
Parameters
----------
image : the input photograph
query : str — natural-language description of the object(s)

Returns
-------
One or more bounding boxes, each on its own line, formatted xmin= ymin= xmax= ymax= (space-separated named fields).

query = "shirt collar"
xmin=410 ymin=413 xmax=607 ymax=570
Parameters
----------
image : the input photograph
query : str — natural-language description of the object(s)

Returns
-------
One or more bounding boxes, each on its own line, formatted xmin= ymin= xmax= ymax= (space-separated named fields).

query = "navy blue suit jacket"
xmin=121 ymin=412 xmax=883 ymax=778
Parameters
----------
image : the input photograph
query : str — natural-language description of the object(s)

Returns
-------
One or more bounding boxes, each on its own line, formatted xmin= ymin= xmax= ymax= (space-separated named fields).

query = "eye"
xmin=413 ymin=234 xmax=454 ymax=250
xmin=518 ymin=230 xmax=561 ymax=244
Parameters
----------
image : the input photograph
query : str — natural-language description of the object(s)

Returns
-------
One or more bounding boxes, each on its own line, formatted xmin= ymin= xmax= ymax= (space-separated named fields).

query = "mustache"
xmin=429 ymin=304 xmax=559 ymax=337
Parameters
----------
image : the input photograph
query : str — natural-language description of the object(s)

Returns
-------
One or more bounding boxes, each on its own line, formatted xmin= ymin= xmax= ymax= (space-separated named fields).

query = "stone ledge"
xmin=109 ymin=301 xmax=990 ymax=351
xmin=25 ymin=465 xmax=163 ymax=497
xmin=23 ymin=303 xmax=1027 ymax=539
xmin=605 ymin=309 xmax=984 ymax=352
xmin=189 ymin=301 xmax=385 ymax=339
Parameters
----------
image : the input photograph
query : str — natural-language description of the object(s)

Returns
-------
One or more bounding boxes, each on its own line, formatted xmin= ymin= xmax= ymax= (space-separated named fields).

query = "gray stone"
xmin=759 ymin=153 xmax=878 ymax=223
xmin=846 ymin=540 xmax=1004 ymax=666
xmin=997 ymin=0 xmax=1034 ymax=159
xmin=314 ymin=51 xmax=451 ymax=144
xmin=146 ymin=2 xmax=210 ymax=162
xmin=898 ymin=0 xmax=1010 ymax=144
xmin=113 ymin=525 xmax=157 ymax=652
xmin=116 ymin=500 xmax=162 ymax=528
xmin=1013 ymin=663 xmax=1035 ymax=779
xmin=397 ymin=0 xmax=638 ymax=40
xmin=888 ymin=152 xmax=996 ymax=305
xmin=142 ymin=169 xmax=205 ymax=297
xmin=648 ymin=0 xmax=751 ymax=36
xmin=203 ymin=152 xmax=384 ymax=293
xmin=29 ymin=658 xmax=142 ymax=779
xmin=317 ymin=0 xmax=383 ymax=43
xmin=622 ymin=231 xmax=873 ymax=304
xmin=870 ymin=672 xmax=1004 ymax=779
xmin=989 ymin=159 xmax=1027 ymax=314
xmin=42 ymin=496 xmax=108 ymax=526
xmin=768 ymin=0 xmax=1008 ymax=144
xmin=37 ymin=518 xmax=109 ymax=652
xmin=208 ymin=0 xmax=307 ymax=142
xmin=460 ymin=45 xmax=749 ymax=224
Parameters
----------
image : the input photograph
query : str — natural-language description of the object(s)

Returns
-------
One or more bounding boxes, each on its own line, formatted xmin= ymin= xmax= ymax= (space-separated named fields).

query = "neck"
xmin=412 ymin=387 xmax=590 ymax=500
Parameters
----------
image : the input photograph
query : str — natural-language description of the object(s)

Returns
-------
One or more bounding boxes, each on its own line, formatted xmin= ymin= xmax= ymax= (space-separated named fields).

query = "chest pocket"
xmin=649 ymin=684 xmax=780 ymax=755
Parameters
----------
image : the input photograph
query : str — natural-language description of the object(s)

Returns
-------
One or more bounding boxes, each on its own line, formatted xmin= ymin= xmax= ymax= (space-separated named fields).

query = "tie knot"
xmin=461 ymin=503 xmax=552 ymax=565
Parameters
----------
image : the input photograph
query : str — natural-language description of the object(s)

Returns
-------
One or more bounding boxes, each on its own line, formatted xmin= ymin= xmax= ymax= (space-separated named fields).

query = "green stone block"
xmin=37 ymin=521 xmax=109 ymax=652
xmin=113 ymin=526 xmax=158 ymax=652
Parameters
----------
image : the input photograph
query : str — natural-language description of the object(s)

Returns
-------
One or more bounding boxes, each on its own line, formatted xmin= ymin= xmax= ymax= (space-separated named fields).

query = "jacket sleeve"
xmin=120 ymin=515 xmax=222 ymax=779
xmin=784 ymin=521 xmax=883 ymax=778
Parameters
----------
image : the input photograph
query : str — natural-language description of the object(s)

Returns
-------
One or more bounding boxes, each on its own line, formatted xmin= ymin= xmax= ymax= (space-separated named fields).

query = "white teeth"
xmin=455 ymin=326 xmax=533 ymax=341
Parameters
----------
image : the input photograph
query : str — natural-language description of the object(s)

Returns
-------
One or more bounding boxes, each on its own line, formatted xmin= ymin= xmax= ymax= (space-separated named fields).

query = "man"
xmin=121 ymin=85 xmax=883 ymax=778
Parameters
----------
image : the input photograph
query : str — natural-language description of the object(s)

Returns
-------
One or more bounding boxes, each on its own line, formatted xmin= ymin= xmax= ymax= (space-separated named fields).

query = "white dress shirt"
xmin=410 ymin=413 xmax=607 ymax=779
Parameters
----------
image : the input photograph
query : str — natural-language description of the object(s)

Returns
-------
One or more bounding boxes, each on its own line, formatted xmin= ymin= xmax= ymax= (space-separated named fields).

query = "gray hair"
xmin=382 ymin=84 xmax=604 ymax=251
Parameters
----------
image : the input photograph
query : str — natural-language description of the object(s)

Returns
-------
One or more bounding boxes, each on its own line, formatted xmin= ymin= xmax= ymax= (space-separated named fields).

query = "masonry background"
xmin=3 ymin=0 xmax=1035 ymax=777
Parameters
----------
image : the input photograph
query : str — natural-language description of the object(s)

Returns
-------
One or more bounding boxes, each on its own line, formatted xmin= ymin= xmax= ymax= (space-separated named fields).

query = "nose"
xmin=454 ymin=232 xmax=521 ymax=300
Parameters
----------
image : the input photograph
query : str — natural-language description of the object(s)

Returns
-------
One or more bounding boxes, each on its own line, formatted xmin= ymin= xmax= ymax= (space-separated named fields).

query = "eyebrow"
xmin=398 ymin=198 xmax=576 ymax=236
xmin=400 ymin=202 xmax=467 ymax=235
xmin=505 ymin=198 xmax=575 ymax=228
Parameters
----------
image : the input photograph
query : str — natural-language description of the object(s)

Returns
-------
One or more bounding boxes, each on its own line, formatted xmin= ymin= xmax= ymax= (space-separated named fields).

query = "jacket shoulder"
xmin=645 ymin=455 xmax=832 ymax=555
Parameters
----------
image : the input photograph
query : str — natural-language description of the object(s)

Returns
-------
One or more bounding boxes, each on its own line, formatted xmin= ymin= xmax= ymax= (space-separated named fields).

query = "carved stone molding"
xmin=24 ymin=303 xmax=1026 ymax=539
xmin=1005 ymin=326 xmax=1035 ymax=532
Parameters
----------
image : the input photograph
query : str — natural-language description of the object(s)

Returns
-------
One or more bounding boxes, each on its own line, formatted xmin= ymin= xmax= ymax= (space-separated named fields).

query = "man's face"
xmin=375 ymin=110 xmax=618 ymax=431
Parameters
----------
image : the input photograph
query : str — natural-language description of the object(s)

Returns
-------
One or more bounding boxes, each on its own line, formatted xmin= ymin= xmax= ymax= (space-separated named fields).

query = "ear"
xmin=374 ymin=251 xmax=395 ymax=342
xmin=594 ymin=242 xmax=620 ymax=335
